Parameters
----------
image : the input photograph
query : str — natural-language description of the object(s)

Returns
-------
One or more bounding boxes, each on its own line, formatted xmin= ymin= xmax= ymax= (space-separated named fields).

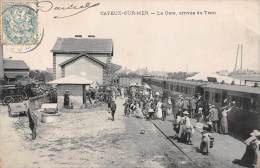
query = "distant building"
xmin=118 ymin=76 xmax=142 ymax=87
xmin=3 ymin=59 xmax=30 ymax=82
xmin=51 ymin=35 xmax=120 ymax=85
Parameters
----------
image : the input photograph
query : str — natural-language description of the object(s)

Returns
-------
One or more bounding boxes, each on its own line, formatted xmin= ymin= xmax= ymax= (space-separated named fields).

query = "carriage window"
xmin=211 ymin=92 xmax=215 ymax=102
xmin=231 ymin=96 xmax=242 ymax=108
xmin=250 ymin=98 xmax=257 ymax=112
xmin=205 ymin=91 xmax=210 ymax=100
xmin=215 ymin=93 xmax=220 ymax=103
xmin=243 ymin=98 xmax=251 ymax=110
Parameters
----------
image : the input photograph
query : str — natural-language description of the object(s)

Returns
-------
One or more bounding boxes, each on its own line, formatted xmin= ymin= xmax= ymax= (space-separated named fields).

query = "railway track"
xmin=150 ymin=120 xmax=202 ymax=168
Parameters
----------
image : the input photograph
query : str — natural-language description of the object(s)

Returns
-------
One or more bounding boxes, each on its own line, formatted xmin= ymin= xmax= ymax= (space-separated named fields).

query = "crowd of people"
xmin=175 ymin=96 xmax=234 ymax=135
xmin=123 ymin=88 xmax=174 ymax=121
xmin=24 ymin=82 xmax=259 ymax=167
xmin=106 ymin=85 xmax=259 ymax=167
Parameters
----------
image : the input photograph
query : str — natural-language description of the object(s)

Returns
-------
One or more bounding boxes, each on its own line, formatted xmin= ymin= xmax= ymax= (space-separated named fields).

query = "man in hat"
xmin=183 ymin=97 xmax=190 ymax=113
xmin=27 ymin=108 xmax=37 ymax=140
xmin=161 ymin=99 xmax=168 ymax=121
xmin=64 ymin=90 xmax=70 ymax=108
xmin=177 ymin=98 xmax=184 ymax=116
xmin=190 ymin=96 xmax=197 ymax=119
xmin=178 ymin=111 xmax=192 ymax=144
xmin=110 ymin=100 xmax=117 ymax=121
xmin=208 ymin=105 xmax=219 ymax=133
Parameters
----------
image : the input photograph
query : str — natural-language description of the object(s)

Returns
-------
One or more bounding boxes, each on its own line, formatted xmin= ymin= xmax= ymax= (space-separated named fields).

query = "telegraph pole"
xmin=240 ymin=44 xmax=243 ymax=85
xmin=0 ymin=44 xmax=4 ymax=79
xmin=0 ymin=1 xmax=3 ymax=79
xmin=234 ymin=44 xmax=240 ymax=72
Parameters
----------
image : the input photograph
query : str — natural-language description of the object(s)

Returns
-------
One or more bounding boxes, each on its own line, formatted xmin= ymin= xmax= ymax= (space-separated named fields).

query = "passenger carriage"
xmin=143 ymin=76 xmax=260 ymax=139
xmin=201 ymin=84 xmax=260 ymax=139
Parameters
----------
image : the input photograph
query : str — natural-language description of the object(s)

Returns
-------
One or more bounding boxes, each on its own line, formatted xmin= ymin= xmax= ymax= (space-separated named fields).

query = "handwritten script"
xmin=35 ymin=0 xmax=100 ymax=19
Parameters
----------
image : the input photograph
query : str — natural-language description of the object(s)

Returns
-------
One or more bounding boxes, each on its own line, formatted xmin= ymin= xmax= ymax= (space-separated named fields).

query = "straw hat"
xmin=183 ymin=111 xmax=189 ymax=115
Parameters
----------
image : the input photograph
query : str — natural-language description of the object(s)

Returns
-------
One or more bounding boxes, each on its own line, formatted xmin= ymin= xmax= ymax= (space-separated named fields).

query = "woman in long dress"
xmin=240 ymin=139 xmax=258 ymax=167
xmin=220 ymin=106 xmax=232 ymax=134
xmin=167 ymin=98 xmax=172 ymax=116
xmin=157 ymin=100 xmax=163 ymax=119
xmin=233 ymin=130 xmax=259 ymax=168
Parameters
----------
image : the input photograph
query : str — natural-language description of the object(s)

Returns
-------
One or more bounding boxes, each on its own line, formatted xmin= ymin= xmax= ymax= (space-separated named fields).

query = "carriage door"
xmin=83 ymin=85 xmax=86 ymax=104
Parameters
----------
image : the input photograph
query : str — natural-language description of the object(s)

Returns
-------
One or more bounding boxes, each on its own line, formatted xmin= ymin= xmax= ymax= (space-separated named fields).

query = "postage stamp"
xmin=1 ymin=0 xmax=38 ymax=45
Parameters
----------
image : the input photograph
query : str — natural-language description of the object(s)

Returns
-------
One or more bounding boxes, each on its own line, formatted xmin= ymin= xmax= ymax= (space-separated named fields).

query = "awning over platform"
xmin=48 ymin=75 xmax=93 ymax=85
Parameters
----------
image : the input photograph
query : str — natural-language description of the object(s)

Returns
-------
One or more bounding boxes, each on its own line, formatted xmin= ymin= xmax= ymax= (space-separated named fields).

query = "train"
xmin=142 ymin=76 xmax=260 ymax=139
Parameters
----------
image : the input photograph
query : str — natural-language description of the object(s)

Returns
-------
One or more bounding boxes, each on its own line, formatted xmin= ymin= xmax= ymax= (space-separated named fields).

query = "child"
xmin=200 ymin=131 xmax=211 ymax=155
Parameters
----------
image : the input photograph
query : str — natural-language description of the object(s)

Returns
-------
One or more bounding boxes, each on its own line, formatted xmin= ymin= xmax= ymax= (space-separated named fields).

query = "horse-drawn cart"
xmin=0 ymin=85 xmax=28 ymax=105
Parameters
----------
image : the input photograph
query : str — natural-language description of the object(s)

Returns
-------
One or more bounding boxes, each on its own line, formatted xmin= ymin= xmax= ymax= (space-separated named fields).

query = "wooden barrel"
xmin=209 ymin=136 xmax=214 ymax=148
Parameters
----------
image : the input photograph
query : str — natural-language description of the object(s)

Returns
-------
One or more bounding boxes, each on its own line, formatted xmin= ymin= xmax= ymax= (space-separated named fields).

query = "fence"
xmin=27 ymin=93 xmax=51 ymax=126
xmin=28 ymin=93 xmax=49 ymax=111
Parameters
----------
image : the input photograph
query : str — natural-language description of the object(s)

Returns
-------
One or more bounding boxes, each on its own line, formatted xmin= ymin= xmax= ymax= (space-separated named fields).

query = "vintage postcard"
xmin=0 ymin=0 xmax=260 ymax=168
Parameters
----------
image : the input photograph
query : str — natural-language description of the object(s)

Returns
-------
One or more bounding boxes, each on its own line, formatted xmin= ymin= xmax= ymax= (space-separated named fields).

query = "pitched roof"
xmin=110 ymin=63 xmax=122 ymax=72
xmin=152 ymin=77 xmax=204 ymax=86
xmin=51 ymin=37 xmax=113 ymax=55
xmin=59 ymin=53 xmax=106 ymax=67
xmin=202 ymin=83 xmax=260 ymax=95
xmin=48 ymin=75 xmax=93 ymax=85
xmin=3 ymin=59 xmax=29 ymax=70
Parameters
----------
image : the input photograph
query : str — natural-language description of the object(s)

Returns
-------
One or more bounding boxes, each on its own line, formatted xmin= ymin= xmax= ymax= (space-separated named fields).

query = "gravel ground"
xmin=0 ymin=98 xmax=258 ymax=168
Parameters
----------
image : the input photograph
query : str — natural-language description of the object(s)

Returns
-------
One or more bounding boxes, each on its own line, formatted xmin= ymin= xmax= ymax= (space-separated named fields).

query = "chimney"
xmin=88 ymin=35 xmax=95 ymax=38
xmin=75 ymin=35 xmax=82 ymax=38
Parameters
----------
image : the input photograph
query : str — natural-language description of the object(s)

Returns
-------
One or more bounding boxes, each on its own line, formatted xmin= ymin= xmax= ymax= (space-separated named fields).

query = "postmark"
xmin=2 ymin=4 xmax=38 ymax=45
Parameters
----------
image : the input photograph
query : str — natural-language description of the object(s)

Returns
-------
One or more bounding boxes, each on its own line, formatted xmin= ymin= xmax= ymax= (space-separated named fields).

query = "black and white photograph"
xmin=0 ymin=0 xmax=260 ymax=167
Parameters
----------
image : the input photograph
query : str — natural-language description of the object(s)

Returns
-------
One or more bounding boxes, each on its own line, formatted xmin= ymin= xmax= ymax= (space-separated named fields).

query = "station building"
xmin=51 ymin=35 xmax=120 ymax=85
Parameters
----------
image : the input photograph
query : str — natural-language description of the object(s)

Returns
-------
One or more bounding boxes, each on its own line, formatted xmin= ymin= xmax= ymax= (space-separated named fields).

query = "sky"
xmin=3 ymin=0 xmax=260 ymax=73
